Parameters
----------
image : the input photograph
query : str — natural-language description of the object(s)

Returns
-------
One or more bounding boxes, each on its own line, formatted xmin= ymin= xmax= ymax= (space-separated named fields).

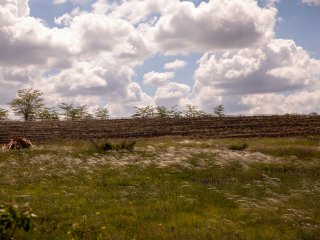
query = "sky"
xmin=0 ymin=0 xmax=320 ymax=117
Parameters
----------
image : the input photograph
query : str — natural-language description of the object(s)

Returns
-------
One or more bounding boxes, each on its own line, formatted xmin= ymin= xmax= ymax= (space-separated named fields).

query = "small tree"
xmin=59 ymin=103 xmax=90 ymax=120
xmin=169 ymin=105 xmax=183 ymax=118
xmin=154 ymin=106 xmax=170 ymax=118
xmin=0 ymin=108 xmax=9 ymax=120
xmin=36 ymin=107 xmax=59 ymax=120
xmin=184 ymin=105 xmax=206 ymax=118
xmin=9 ymin=88 xmax=44 ymax=121
xmin=82 ymin=112 xmax=93 ymax=120
xmin=214 ymin=105 xmax=225 ymax=117
xmin=132 ymin=106 xmax=155 ymax=119
xmin=94 ymin=107 xmax=110 ymax=120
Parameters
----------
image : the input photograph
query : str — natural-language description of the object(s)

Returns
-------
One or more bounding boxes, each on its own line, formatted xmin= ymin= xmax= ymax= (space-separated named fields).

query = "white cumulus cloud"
xmin=192 ymin=38 xmax=320 ymax=113
xmin=151 ymin=0 xmax=277 ymax=54
xmin=154 ymin=82 xmax=191 ymax=107
xmin=52 ymin=0 xmax=92 ymax=5
xmin=194 ymin=39 xmax=319 ymax=95
xmin=52 ymin=0 xmax=68 ymax=5
xmin=143 ymin=71 xmax=175 ymax=86
xmin=0 ymin=0 xmax=320 ymax=116
xmin=164 ymin=60 xmax=187 ymax=70
xmin=0 ymin=0 xmax=73 ymax=68
xmin=241 ymin=90 xmax=320 ymax=114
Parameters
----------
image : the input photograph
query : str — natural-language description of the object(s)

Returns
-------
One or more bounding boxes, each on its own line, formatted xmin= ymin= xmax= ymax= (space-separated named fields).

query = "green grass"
xmin=0 ymin=137 xmax=319 ymax=239
xmin=228 ymin=141 xmax=249 ymax=151
xmin=92 ymin=140 xmax=136 ymax=152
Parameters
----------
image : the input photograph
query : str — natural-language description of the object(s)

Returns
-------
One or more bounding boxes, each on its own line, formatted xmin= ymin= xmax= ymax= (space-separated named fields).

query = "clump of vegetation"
xmin=94 ymin=140 xmax=136 ymax=152
xmin=0 ymin=108 xmax=9 ymax=121
xmin=213 ymin=104 xmax=225 ymax=117
xmin=255 ymin=146 xmax=320 ymax=160
xmin=228 ymin=141 xmax=248 ymax=151
xmin=0 ymin=204 xmax=35 ymax=240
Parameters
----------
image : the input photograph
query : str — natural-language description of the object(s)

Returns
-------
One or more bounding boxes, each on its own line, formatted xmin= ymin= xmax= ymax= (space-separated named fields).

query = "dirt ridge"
xmin=0 ymin=115 xmax=319 ymax=143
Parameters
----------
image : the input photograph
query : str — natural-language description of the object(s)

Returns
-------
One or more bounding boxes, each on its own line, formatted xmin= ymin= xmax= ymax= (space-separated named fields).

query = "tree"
xmin=131 ymin=106 xmax=155 ymax=119
xmin=94 ymin=107 xmax=110 ymax=120
xmin=169 ymin=105 xmax=183 ymax=118
xmin=0 ymin=108 xmax=9 ymax=120
xmin=59 ymin=103 xmax=90 ymax=120
xmin=154 ymin=106 xmax=170 ymax=118
xmin=9 ymin=88 xmax=44 ymax=121
xmin=214 ymin=105 xmax=225 ymax=117
xmin=36 ymin=107 xmax=59 ymax=120
xmin=184 ymin=105 xmax=206 ymax=118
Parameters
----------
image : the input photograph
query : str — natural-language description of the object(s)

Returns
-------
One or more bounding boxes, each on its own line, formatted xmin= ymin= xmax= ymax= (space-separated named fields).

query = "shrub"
xmin=102 ymin=142 xmax=113 ymax=151
xmin=117 ymin=141 xmax=136 ymax=151
xmin=0 ymin=204 xmax=35 ymax=240
xmin=94 ymin=140 xmax=136 ymax=152
xmin=228 ymin=142 xmax=248 ymax=151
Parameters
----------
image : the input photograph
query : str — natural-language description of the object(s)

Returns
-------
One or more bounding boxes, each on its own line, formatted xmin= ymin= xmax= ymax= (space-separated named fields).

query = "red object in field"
xmin=6 ymin=137 xmax=32 ymax=150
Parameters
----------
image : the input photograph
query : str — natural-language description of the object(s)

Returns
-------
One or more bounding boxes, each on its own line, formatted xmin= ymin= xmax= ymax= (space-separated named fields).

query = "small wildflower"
xmin=67 ymin=231 xmax=71 ymax=235
xmin=101 ymin=226 xmax=106 ymax=230
xmin=96 ymin=211 xmax=100 ymax=215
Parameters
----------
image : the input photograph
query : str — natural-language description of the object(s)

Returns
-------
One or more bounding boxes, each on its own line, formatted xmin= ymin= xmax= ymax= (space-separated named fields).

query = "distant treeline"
xmin=0 ymin=88 xmax=226 ymax=121
xmin=0 ymin=88 xmax=318 ymax=121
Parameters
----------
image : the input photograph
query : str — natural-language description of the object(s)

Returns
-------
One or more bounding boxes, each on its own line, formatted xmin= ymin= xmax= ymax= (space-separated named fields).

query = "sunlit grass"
xmin=0 ymin=137 xmax=319 ymax=239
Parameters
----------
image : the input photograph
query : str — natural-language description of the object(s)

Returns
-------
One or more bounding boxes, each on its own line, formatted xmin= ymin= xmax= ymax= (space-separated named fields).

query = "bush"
xmin=117 ymin=141 xmax=136 ymax=151
xmin=228 ymin=142 xmax=248 ymax=151
xmin=0 ymin=204 xmax=35 ymax=239
xmin=102 ymin=142 xmax=113 ymax=151
xmin=94 ymin=140 xmax=136 ymax=152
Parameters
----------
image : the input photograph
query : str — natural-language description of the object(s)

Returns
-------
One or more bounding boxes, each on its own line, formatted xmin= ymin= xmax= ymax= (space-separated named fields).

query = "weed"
xmin=102 ymin=142 xmax=113 ymax=151
xmin=254 ymin=146 xmax=320 ymax=160
xmin=94 ymin=140 xmax=136 ymax=152
xmin=228 ymin=142 xmax=249 ymax=151
xmin=0 ymin=204 xmax=35 ymax=240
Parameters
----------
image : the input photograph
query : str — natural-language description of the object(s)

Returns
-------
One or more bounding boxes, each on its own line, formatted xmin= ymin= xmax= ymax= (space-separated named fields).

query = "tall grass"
xmin=92 ymin=140 xmax=136 ymax=152
xmin=0 ymin=137 xmax=319 ymax=239
xmin=228 ymin=141 xmax=249 ymax=151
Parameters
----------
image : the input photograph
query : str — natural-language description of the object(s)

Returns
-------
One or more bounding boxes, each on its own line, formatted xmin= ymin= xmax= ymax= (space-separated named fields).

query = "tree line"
xmin=132 ymin=104 xmax=224 ymax=119
xmin=0 ymin=88 xmax=225 ymax=121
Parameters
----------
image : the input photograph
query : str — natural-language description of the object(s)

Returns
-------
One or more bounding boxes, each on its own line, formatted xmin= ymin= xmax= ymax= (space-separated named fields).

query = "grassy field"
xmin=0 ymin=137 xmax=320 ymax=239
